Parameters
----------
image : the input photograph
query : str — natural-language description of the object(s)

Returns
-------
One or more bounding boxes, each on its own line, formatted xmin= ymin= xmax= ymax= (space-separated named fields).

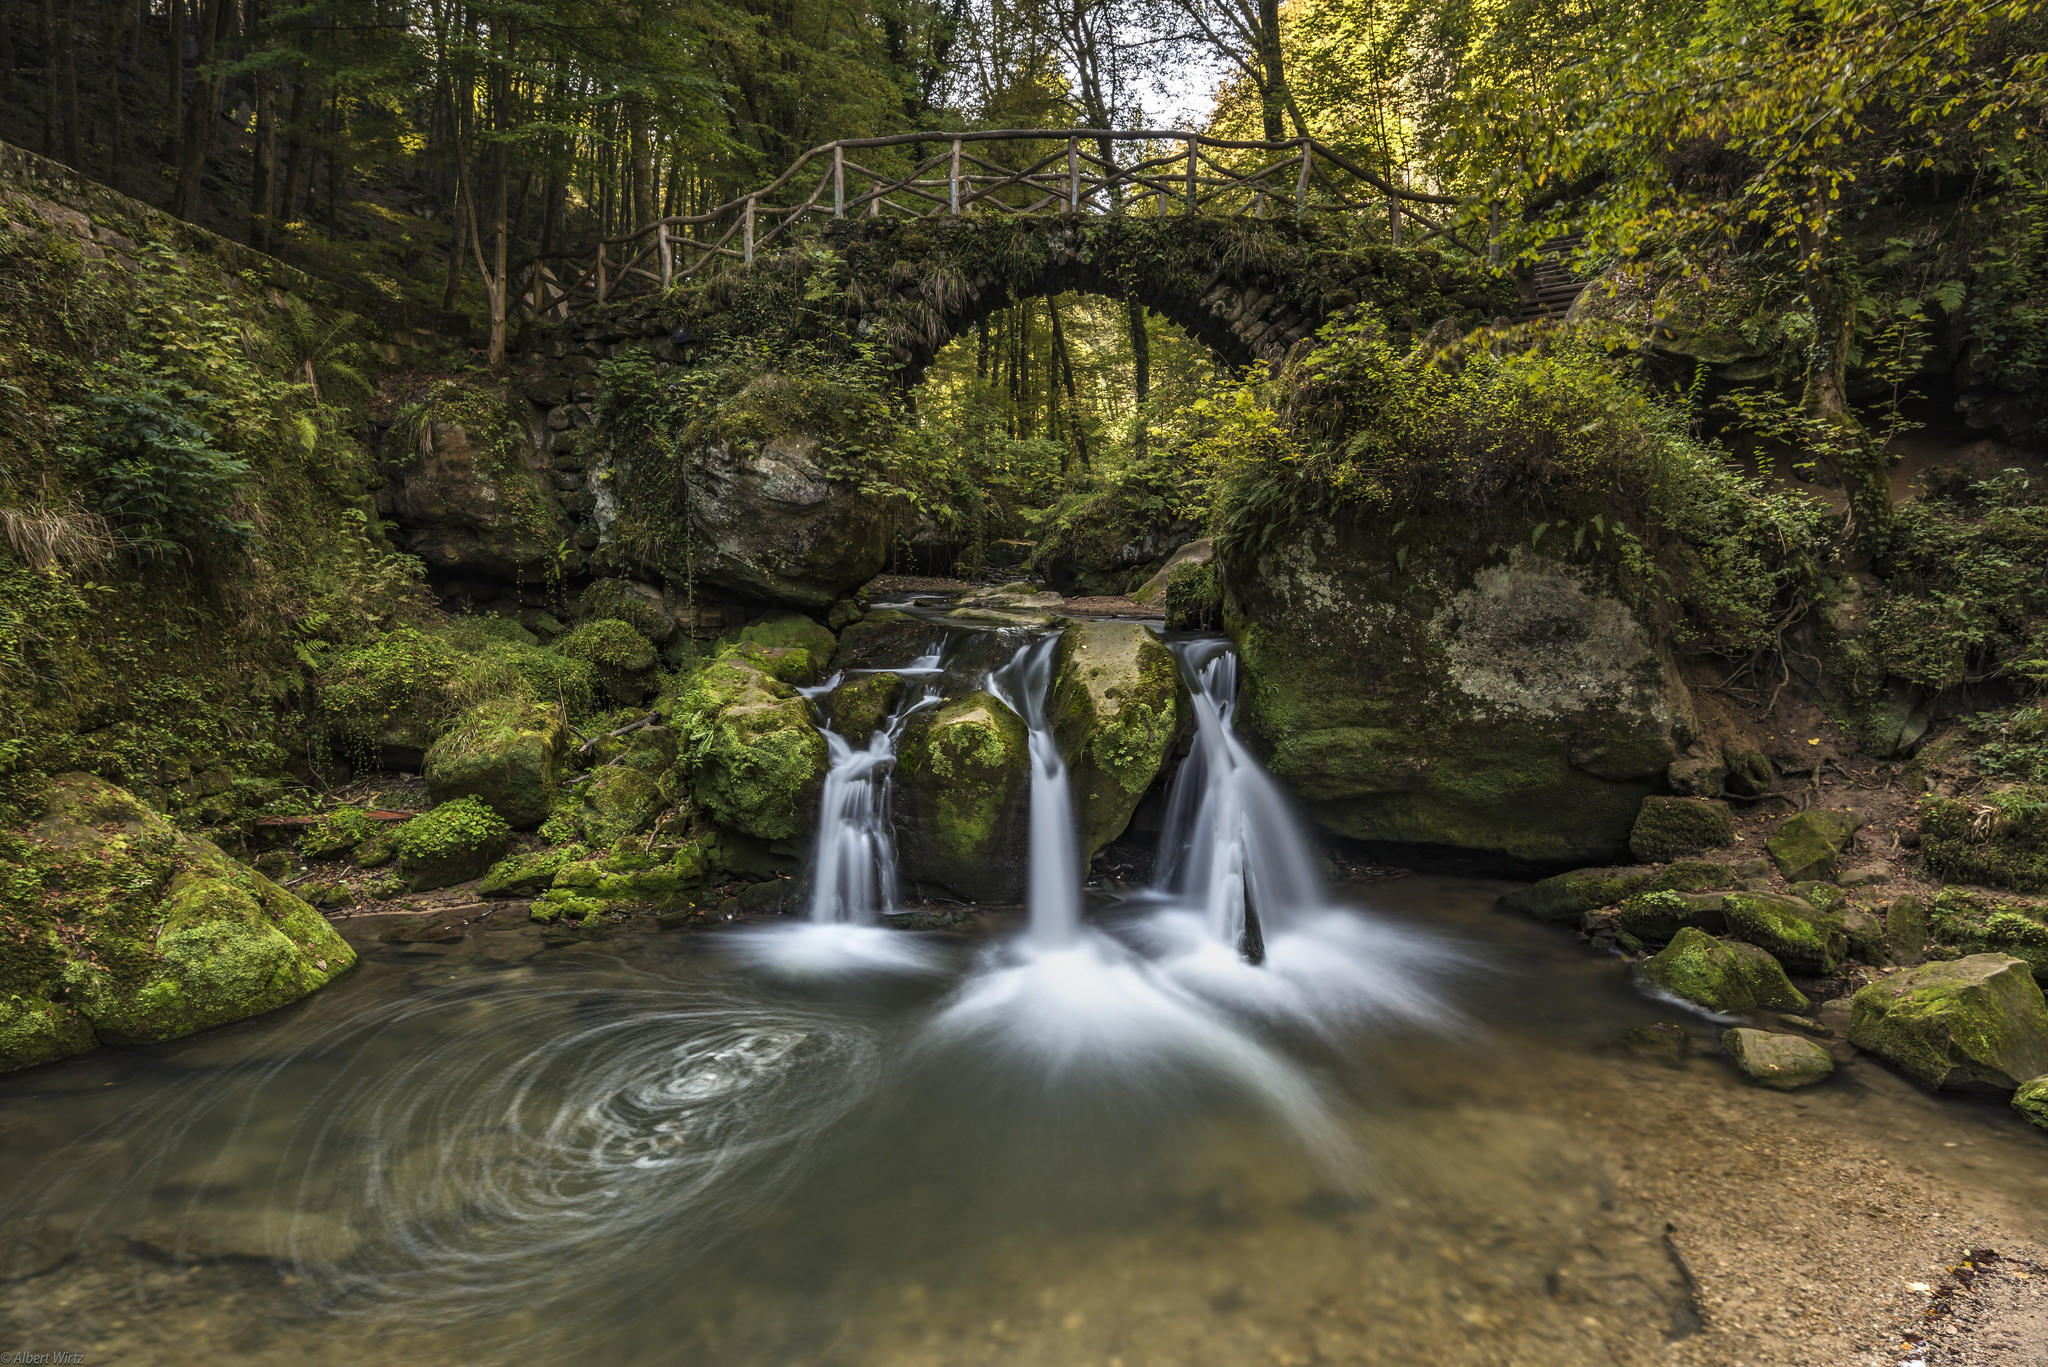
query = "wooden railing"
xmin=517 ymin=129 xmax=1483 ymax=321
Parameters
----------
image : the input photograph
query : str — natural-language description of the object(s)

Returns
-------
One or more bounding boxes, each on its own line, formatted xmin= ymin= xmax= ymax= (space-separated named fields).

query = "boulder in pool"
xmin=1848 ymin=954 xmax=2048 ymax=1091
xmin=1049 ymin=620 xmax=1180 ymax=860
xmin=672 ymin=655 xmax=828 ymax=842
xmin=1721 ymin=891 xmax=1847 ymax=975
xmin=1637 ymin=927 xmax=1808 ymax=1015
xmin=1721 ymin=1027 xmax=1835 ymax=1089
xmin=896 ymin=692 xmax=1031 ymax=902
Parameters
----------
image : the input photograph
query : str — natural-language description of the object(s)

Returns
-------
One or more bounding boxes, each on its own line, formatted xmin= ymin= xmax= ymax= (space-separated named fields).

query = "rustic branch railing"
xmin=516 ymin=129 xmax=1484 ymax=322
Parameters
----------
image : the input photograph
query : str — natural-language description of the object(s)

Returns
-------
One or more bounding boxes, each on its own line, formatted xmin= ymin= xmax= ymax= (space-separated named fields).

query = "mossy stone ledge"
xmin=1848 ymin=954 xmax=2048 ymax=1091
xmin=1047 ymin=620 xmax=1180 ymax=861
xmin=1498 ymin=860 xmax=1730 ymax=924
xmin=423 ymin=697 xmax=570 ymax=830
xmin=1721 ymin=892 xmax=1848 ymax=976
xmin=896 ymin=692 xmax=1031 ymax=901
xmin=672 ymin=655 xmax=828 ymax=842
xmin=1628 ymin=796 xmax=1735 ymax=863
xmin=2015 ymin=1075 xmax=2048 ymax=1131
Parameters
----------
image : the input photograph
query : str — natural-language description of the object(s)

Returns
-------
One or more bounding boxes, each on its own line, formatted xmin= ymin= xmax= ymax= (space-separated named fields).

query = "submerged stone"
xmin=1721 ymin=1028 xmax=1836 ymax=1089
xmin=1048 ymin=620 xmax=1180 ymax=860
xmin=1628 ymin=796 xmax=1735 ymax=863
xmin=1721 ymin=892 xmax=1848 ymax=976
xmin=1849 ymin=955 xmax=2048 ymax=1091
xmin=1637 ymin=926 xmax=1809 ymax=1015
xmin=896 ymin=691 xmax=1031 ymax=902
xmin=1766 ymin=809 xmax=1862 ymax=883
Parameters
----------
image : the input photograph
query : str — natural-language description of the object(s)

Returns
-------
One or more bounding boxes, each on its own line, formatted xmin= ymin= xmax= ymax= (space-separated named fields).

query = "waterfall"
xmin=988 ymin=633 xmax=1083 ymax=950
xmin=799 ymin=673 xmax=938 ymax=925
xmin=1152 ymin=640 xmax=1329 ymax=961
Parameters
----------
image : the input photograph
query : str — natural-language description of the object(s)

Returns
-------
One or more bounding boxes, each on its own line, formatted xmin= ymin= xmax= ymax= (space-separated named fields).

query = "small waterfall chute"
xmin=987 ymin=632 xmax=1083 ymax=950
xmin=797 ymin=671 xmax=939 ymax=925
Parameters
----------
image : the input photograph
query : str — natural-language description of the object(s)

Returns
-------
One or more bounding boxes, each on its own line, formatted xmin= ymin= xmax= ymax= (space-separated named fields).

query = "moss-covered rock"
xmin=1849 ymin=954 xmax=2048 ymax=1091
xmin=391 ymin=796 xmax=511 ymax=891
xmin=1721 ymin=891 xmax=1848 ymax=975
xmin=1919 ymin=790 xmax=2048 ymax=894
xmin=0 ymin=775 xmax=356 ymax=1071
xmin=830 ymin=672 xmax=902 ymax=739
xmin=423 ymin=698 xmax=569 ymax=829
xmin=383 ymin=377 xmax=572 ymax=580
xmin=734 ymin=613 xmax=837 ymax=686
xmin=1048 ymin=621 xmax=1180 ymax=860
xmin=576 ymin=578 xmax=674 ymax=644
xmin=479 ymin=844 xmax=590 ymax=898
xmin=1229 ymin=531 xmax=1697 ymax=867
xmin=1637 ymin=926 xmax=1809 ymax=1014
xmin=557 ymin=618 xmax=659 ymax=704
xmin=576 ymin=766 xmax=665 ymax=845
xmin=1888 ymin=893 xmax=1929 ymax=963
xmin=1720 ymin=1028 xmax=1835 ymax=1089
xmin=1628 ymin=796 xmax=1735 ymax=863
xmin=1616 ymin=889 xmax=1727 ymax=944
xmin=897 ymin=691 xmax=1032 ymax=901
xmin=1842 ymin=904 xmax=1890 ymax=964
xmin=550 ymin=844 xmax=709 ymax=909
xmin=2015 ymin=1075 xmax=2048 ymax=1130
xmin=299 ymin=806 xmax=375 ymax=860
xmin=672 ymin=656 xmax=828 ymax=841
xmin=1498 ymin=860 xmax=1731 ymax=924
xmin=1766 ymin=809 xmax=1863 ymax=882
xmin=1924 ymin=888 xmax=2048 ymax=982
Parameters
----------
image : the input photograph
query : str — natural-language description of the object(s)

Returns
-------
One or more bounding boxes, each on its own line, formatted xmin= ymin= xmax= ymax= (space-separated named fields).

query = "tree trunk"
xmin=39 ymin=0 xmax=57 ymax=157
xmin=165 ymin=0 xmax=183 ymax=158
xmin=280 ymin=76 xmax=310 ymax=223
xmin=1796 ymin=227 xmax=1890 ymax=544
xmin=630 ymin=109 xmax=655 ymax=230
xmin=1047 ymin=297 xmax=1089 ymax=471
xmin=1257 ymin=0 xmax=1286 ymax=143
xmin=248 ymin=1 xmax=274 ymax=249
xmin=58 ymin=0 xmax=80 ymax=167
xmin=106 ymin=0 xmax=127 ymax=179
xmin=1126 ymin=300 xmax=1150 ymax=456
xmin=172 ymin=0 xmax=232 ymax=220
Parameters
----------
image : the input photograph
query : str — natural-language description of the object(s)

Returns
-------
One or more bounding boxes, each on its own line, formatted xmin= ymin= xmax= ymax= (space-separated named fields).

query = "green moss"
xmin=2016 ymin=1075 xmax=2048 ymax=1130
xmin=300 ymin=806 xmax=374 ymax=859
xmin=896 ymin=692 xmax=1030 ymax=901
xmin=0 ymin=774 xmax=355 ymax=1071
xmin=1616 ymin=889 xmax=1727 ymax=944
xmin=391 ymin=795 xmax=511 ymax=891
xmin=1920 ymin=789 xmax=2048 ymax=894
xmin=672 ymin=656 xmax=827 ymax=841
xmin=547 ymin=843 xmax=708 ymax=910
xmin=1766 ymin=809 xmax=1862 ymax=882
xmin=830 ymin=672 xmax=901 ymax=739
xmin=479 ymin=843 xmax=589 ymax=898
xmin=1637 ymin=926 xmax=1809 ymax=1014
xmin=1048 ymin=621 xmax=1180 ymax=860
xmin=1849 ymin=955 xmax=2048 ymax=1091
xmin=1163 ymin=560 xmax=1222 ymax=631
xmin=1721 ymin=891 xmax=1848 ymax=975
xmin=577 ymin=766 xmax=666 ymax=845
xmin=423 ymin=697 xmax=568 ymax=829
xmin=531 ymin=889 xmax=604 ymax=923
xmin=556 ymin=618 xmax=658 ymax=704
xmin=576 ymin=579 xmax=672 ymax=644
xmin=735 ymin=613 xmax=837 ymax=685
xmin=1926 ymin=887 xmax=2048 ymax=982
xmin=1628 ymin=797 xmax=1735 ymax=863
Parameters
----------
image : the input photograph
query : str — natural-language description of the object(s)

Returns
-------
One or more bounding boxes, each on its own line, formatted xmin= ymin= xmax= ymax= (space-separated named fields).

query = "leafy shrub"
xmin=391 ymin=795 xmax=510 ymax=862
xmin=59 ymin=367 xmax=252 ymax=562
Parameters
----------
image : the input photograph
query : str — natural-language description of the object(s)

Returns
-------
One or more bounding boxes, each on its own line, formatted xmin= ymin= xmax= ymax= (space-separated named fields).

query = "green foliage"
xmin=1921 ymin=789 xmax=2048 ymax=893
xmin=391 ymin=796 xmax=511 ymax=863
xmin=58 ymin=369 xmax=253 ymax=562
xmin=1163 ymin=560 xmax=1221 ymax=630
xmin=1869 ymin=473 xmax=2048 ymax=691
xmin=1927 ymin=886 xmax=2048 ymax=980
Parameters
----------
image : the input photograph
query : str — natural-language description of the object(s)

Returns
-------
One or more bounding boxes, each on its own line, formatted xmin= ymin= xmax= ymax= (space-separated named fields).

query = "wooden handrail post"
xmin=1067 ymin=136 xmax=1080 ymax=214
xmin=950 ymin=138 xmax=962 ymax=215
xmin=833 ymin=144 xmax=845 ymax=217
xmin=1184 ymin=136 xmax=1196 ymax=213
xmin=658 ymin=223 xmax=673 ymax=287
xmin=595 ymin=245 xmax=608 ymax=303
xmin=1294 ymin=142 xmax=1313 ymax=215
xmin=1390 ymin=198 xmax=1403 ymax=246
xmin=744 ymin=197 xmax=755 ymax=263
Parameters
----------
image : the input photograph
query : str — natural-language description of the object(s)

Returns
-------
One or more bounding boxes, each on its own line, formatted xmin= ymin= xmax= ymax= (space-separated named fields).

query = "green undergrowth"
xmin=1926 ymin=886 xmax=2048 ymax=980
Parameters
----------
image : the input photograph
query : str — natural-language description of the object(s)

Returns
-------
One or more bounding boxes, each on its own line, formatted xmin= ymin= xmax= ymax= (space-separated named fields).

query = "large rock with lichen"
xmin=391 ymin=795 xmax=512 ymax=891
xmin=423 ymin=697 xmax=570 ymax=829
xmin=1849 ymin=954 xmax=2048 ymax=1091
xmin=1497 ymin=860 xmax=1731 ymax=923
xmin=379 ymin=377 xmax=572 ymax=579
xmin=1766 ymin=809 xmax=1863 ymax=883
xmin=1636 ymin=926 xmax=1808 ymax=1014
xmin=896 ymin=692 xmax=1031 ymax=901
xmin=1048 ymin=621 xmax=1180 ymax=860
xmin=672 ymin=655 xmax=828 ymax=841
xmin=1228 ymin=528 xmax=1697 ymax=867
xmin=0 ymin=774 xmax=356 ymax=1072
xmin=733 ymin=612 xmax=838 ymax=686
xmin=1721 ymin=891 xmax=1847 ymax=975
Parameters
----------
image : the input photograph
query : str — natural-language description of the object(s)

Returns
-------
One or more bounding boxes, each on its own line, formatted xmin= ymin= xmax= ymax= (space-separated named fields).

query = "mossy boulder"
xmin=299 ymin=806 xmax=376 ymax=860
xmin=1228 ymin=532 xmax=1696 ymax=867
xmin=576 ymin=766 xmax=666 ymax=845
xmin=734 ymin=613 xmax=838 ymax=686
xmin=576 ymin=578 xmax=674 ymax=644
xmin=673 ymin=656 xmax=828 ymax=841
xmin=0 ymin=775 xmax=356 ymax=1071
xmin=1628 ymin=796 xmax=1735 ymax=863
xmin=1048 ymin=620 xmax=1180 ymax=860
xmin=1499 ymin=859 xmax=1731 ymax=924
xmin=1616 ymin=889 xmax=1727 ymax=944
xmin=1637 ymin=927 xmax=1809 ymax=1014
xmin=1924 ymin=889 xmax=2048 ymax=983
xmin=423 ymin=698 xmax=570 ymax=830
xmin=1919 ymin=790 xmax=2048 ymax=894
xmin=830 ymin=672 xmax=902 ymax=738
xmin=551 ymin=844 xmax=709 ymax=908
xmin=1721 ymin=891 xmax=1848 ymax=975
xmin=833 ymin=609 xmax=934 ymax=670
xmin=1721 ymin=1028 xmax=1835 ymax=1089
xmin=2015 ymin=1075 xmax=2048 ymax=1130
xmin=897 ymin=692 xmax=1032 ymax=901
xmin=391 ymin=796 xmax=512 ymax=891
xmin=557 ymin=618 xmax=659 ymax=704
xmin=479 ymin=844 xmax=590 ymax=897
xmin=1848 ymin=955 xmax=2048 ymax=1091
xmin=1888 ymin=894 xmax=1929 ymax=963
xmin=1766 ymin=809 xmax=1863 ymax=883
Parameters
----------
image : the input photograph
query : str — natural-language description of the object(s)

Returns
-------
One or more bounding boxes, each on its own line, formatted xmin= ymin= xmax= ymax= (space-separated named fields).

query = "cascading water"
xmin=1152 ymin=640 xmax=1329 ymax=963
xmin=800 ymin=676 xmax=938 ymax=925
xmin=987 ymin=632 xmax=1083 ymax=949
